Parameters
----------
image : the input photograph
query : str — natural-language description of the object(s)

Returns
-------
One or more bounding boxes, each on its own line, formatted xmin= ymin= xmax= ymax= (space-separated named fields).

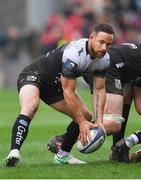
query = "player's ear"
xmin=89 ymin=32 xmax=96 ymax=39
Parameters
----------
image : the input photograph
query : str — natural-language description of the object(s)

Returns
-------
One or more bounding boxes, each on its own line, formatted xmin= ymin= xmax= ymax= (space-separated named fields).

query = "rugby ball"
xmin=77 ymin=127 xmax=105 ymax=154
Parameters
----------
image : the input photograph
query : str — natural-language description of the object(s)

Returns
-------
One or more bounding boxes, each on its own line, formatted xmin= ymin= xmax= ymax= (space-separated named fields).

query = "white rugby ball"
xmin=77 ymin=127 xmax=105 ymax=154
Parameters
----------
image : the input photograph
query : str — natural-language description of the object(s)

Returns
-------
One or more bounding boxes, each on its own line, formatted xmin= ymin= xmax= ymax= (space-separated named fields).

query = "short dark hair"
xmin=94 ymin=23 xmax=115 ymax=35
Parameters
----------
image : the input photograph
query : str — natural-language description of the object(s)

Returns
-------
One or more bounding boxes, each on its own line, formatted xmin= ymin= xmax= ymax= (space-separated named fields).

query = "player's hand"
xmin=78 ymin=120 xmax=96 ymax=145
xmin=92 ymin=122 xmax=106 ymax=135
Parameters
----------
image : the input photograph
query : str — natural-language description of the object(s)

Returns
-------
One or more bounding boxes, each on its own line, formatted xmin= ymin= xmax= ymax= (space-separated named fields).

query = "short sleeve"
xmin=62 ymin=46 xmax=80 ymax=78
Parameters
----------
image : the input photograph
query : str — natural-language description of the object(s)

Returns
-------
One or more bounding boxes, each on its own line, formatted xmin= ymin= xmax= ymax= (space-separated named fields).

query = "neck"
xmin=88 ymin=40 xmax=95 ymax=60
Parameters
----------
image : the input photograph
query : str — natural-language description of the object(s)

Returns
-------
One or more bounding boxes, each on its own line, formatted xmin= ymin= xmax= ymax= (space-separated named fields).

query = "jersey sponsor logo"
xmin=116 ymin=62 xmax=124 ymax=68
xmin=115 ymin=79 xmax=122 ymax=90
xmin=122 ymin=43 xmax=137 ymax=49
xmin=64 ymin=59 xmax=77 ymax=71
xmin=19 ymin=119 xmax=28 ymax=127
xmin=78 ymin=48 xmax=84 ymax=56
xmin=16 ymin=126 xmax=26 ymax=145
xmin=27 ymin=75 xmax=37 ymax=81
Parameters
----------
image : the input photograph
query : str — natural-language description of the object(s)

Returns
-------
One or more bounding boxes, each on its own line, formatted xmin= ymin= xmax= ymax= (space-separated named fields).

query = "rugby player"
xmin=48 ymin=43 xmax=141 ymax=161
xmin=5 ymin=23 xmax=114 ymax=167
xmin=110 ymin=77 xmax=141 ymax=162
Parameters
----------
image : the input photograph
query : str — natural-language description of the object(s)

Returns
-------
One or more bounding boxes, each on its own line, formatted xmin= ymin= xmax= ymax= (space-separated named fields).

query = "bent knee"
xmin=21 ymin=103 xmax=39 ymax=119
xmin=103 ymin=113 xmax=124 ymax=135
xmin=103 ymin=120 xmax=121 ymax=135
xmin=103 ymin=114 xmax=125 ymax=123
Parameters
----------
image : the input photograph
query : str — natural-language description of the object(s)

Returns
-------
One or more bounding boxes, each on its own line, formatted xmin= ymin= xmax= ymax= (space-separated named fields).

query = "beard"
xmin=96 ymin=51 xmax=106 ymax=58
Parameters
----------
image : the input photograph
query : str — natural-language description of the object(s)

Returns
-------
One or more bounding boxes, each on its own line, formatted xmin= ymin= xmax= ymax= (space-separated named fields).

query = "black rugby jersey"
xmin=94 ymin=43 xmax=141 ymax=83
xmin=108 ymin=43 xmax=141 ymax=82
xmin=109 ymin=43 xmax=141 ymax=70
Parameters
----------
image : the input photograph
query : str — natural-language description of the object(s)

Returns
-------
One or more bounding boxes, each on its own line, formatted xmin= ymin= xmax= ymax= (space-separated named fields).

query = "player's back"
xmin=109 ymin=43 xmax=141 ymax=74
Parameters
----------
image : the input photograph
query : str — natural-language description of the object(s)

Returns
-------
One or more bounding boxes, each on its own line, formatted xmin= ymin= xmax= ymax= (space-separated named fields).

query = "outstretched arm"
xmin=93 ymin=77 xmax=106 ymax=124
xmin=61 ymin=75 xmax=95 ymax=144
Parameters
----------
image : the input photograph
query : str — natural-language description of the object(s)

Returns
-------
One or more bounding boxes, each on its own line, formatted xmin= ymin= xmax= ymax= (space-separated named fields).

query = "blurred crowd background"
xmin=1 ymin=0 xmax=141 ymax=87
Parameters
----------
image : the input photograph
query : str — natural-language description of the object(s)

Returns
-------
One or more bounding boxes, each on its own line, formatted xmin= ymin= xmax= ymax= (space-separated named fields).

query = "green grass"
xmin=0 ymin=87 xmax=141 ymax=179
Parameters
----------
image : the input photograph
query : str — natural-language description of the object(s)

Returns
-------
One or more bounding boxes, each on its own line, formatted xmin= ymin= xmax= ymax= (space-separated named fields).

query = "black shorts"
xmin=17 ymin=69 xmax=64 ymax=105
xmin=84 ymin=68 xmax=123 ymax=95
xmin=104 ymin=63 xmax=125 ymax=95
xmin=85 ymin=69 xmax=141 ymax=96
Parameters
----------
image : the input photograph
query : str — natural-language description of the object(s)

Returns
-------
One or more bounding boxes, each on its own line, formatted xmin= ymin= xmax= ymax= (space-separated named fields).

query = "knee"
xmin=103 ymin=120 xmax=121 ymax=135
xmin=103 ymin=114 xmax=124 ymax=135
xmin=103 ymin=120 xmax=122 ymax=135
xmin=21 ymin=103 xmax=39 ymax=119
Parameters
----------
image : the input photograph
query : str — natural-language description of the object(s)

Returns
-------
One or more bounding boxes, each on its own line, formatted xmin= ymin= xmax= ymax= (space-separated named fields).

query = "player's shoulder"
xmin=110 ymin=43 xmax=141 ymax=51
xmin=69 ymin=38 xmax=88 ymax=48
xmin=64 ymin=38 xmax=88 ymax=56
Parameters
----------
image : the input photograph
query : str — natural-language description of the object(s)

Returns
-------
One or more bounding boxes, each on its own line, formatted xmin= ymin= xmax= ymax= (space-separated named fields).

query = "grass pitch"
xmin=0 ymin=87 xmax=141 ymax=179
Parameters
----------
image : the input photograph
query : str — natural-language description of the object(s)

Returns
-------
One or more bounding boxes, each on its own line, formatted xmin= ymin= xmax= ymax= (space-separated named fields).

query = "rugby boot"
xmin=114 ymin=139 xmax=130 ymax=163
xmin=53 ymin=154 xmax=86 ymax=165
xmin=47 ymin=134 xmax=65 ymax=154
xmin=109 ymin=145 xmax=119 ymax=161
xmin=6 ymin=149 xmax=20 ymax=167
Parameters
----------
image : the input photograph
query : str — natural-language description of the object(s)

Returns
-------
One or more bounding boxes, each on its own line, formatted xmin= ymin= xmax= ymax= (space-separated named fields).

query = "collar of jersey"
xmin=86 ymin=40 xmax=89 ymax=55
xmin=86 ymin=40 xmax=96 ymax=61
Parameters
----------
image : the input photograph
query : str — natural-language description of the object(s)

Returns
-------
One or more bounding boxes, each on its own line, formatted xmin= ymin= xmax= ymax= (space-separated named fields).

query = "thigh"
xmin=106 ymin=75 xmax=123 ymax=95
xmin=19 ymin=84 xmax=40 ymax=118
xmin=104 ymin=93 xmax=123 ymax=115
xmin=105 ymin=73 xmax=123 ymax=115
xmin=17 ymin=70 xmax=41 ymax=118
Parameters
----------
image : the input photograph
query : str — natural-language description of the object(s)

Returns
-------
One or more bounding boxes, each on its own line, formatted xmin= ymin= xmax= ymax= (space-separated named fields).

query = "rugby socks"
xmin=112 ymin=104 xmax=131 ymax=146
xmin=125 ymin=131 xmax=141 ymax=148
xmin=10 ymin=114 xmax=31 ymax=150
xmin=60 ymin=121 xmax=79 ymax=152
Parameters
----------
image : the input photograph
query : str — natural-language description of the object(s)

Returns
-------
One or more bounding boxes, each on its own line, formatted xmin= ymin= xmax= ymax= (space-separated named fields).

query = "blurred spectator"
xmin=1 ymin=0 xmax=141 ymax=88
xmin=1 ymin=0 xmax=141 ymax=59
xmin=4 ymin=26 xmax=21 ymax=61
xmin=20 ymin=28 xmax=40 ymax=59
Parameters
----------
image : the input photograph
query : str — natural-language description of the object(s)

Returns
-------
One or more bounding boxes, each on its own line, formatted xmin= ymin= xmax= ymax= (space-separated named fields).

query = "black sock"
xmin=11 ymin=114 xmax=31 ymax=150
xmin=61 ymin=121 xmax=79 ymax=152
xmin=134 ymin=130 xmax=141 ymax=144
xmin=112 ymin=104 xmax=131 ymax=146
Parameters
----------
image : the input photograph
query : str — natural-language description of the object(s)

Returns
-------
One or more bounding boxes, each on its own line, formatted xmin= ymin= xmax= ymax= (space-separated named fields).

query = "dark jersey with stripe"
xmin=108 ymin=43 xmax=141 ymax=82
xmin=94 ymin=43 xmax=141 ymax=83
